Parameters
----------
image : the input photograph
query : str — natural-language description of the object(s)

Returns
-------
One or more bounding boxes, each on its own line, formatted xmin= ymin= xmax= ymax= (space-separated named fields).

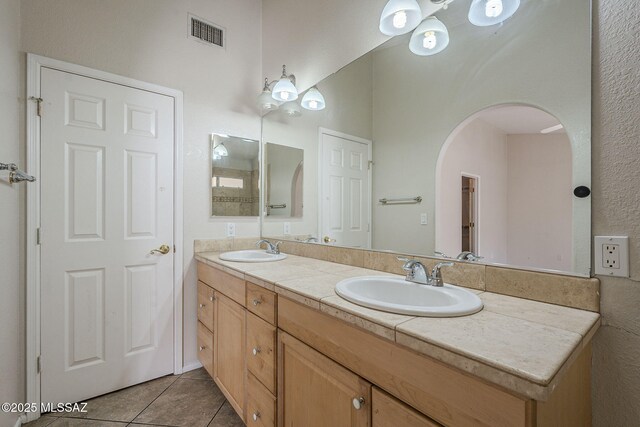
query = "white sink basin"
xmin=335 ymin=276 xmax=483 ymax=317
xmin=219 ymin=250 xmax=287 ymax=263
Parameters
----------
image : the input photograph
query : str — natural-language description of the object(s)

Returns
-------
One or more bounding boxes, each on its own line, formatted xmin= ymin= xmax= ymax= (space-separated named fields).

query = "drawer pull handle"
xmin=352 ymin=397 xmax=365 ymax=410
xmin=252 ymin=299 xmax=262 ymax=306
xmin=252 ymin=347 xmax=261 ymax=356
xmin=199 ymin=303 xmax=206 ymax=309
xmin=199 ymin=345 xmax=206 ymax=352
xmin=252 ymin=411 xmax=261 ymax=421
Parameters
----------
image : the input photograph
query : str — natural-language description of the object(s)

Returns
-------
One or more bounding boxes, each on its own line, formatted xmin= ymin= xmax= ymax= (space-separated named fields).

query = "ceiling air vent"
xmin=189 ymin=14 xmax=225 ymax=48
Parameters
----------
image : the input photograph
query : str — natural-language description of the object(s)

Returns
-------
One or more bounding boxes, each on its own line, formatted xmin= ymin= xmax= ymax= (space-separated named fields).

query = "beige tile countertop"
xmin=195 ymin=251 xmax=600 ymax=401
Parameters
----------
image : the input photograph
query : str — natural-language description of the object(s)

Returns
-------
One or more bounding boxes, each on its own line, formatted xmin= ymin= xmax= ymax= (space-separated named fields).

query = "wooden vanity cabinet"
xmin=278 ymin=331 xmax=371 ymax=427
xmin=213 ymin=291 xmax=246 ymax=420
xmin=372 ymin=387 xmax=441 ymax=427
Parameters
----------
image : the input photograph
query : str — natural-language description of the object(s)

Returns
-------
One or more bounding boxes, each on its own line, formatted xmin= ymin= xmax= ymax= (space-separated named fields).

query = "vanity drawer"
xmin=197 ymin=321 xmax=214 ymax=377
xmin=246 ymin=312 xmax=277 ymax=394
xmin=198 ymin=262 xmax=245 ymax=306
xmin=246 ymin=372 xmax=276 ymax=427
xmin=372 ymin=387 xmax=441 ymax=427
xmin=197 ymin=281 xmax=215 ymax=332
xmin=246 ymin=282 xmax=277 ymax=325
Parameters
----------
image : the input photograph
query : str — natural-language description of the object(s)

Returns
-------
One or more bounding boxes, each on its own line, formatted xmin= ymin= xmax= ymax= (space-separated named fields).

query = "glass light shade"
xmin=258 ymin=90 xmax=280 ymax=110
xmin=272 ymin=77 xmax=298 ymax=102
xmin=409 ymin=17 xmax=449 ymax=56
xmin=213 ymin=143 xmax=229 ymax=157
xmin=379 ymin=0 xmax=422 ymax=36
xmin=282 ymin=101 xmax=302 ymax=117
xmin=468 ymin=0 xmax=520 ymax=26
xmin=301 ymin=87 xmax=326 ymax=111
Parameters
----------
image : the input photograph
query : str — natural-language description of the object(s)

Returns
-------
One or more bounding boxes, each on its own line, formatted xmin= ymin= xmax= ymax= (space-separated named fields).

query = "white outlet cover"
xmin=594 ymin=236 xmax=629 ymax=277
xmin=284 ymin=222 xmax=291 ymax=235
xmin=227 ymin=222 xmax=236 ymax=237
xmin=420 ymin=213 xmax=428 ymax=225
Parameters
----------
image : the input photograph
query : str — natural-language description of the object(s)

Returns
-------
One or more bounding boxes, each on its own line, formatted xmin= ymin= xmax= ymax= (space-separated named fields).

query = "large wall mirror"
xmin=211 ymin=134 xmax=260 ymax=217
xmin=261 ymin=0 xmax=591 ymax=275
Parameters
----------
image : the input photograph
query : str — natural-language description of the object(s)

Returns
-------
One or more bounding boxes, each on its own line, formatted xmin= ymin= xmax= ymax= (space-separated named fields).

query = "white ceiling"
xmin=476 ymin=105 xmax=564 ymax=134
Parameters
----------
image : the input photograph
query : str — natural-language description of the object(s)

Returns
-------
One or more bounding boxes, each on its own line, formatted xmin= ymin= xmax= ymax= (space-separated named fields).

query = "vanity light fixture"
xmin=281 ymin=101 xmax=302 ymax=117
xmin=213 ymin=142 xmax=229 ymax=157
xmin=379 ymin=0 xmax=423 ymax=35
xmin=468 ymin=0 xmax=520 ymax=26
xmin=409 ymin=17 xmax=449 ymax=56
xmin=257 ymin=78 xmax=281 ymax=111
xmin=271 ymin=65 xmax=298 ymax=102
xmin=300 ymin=86 xmax=326 ymax=111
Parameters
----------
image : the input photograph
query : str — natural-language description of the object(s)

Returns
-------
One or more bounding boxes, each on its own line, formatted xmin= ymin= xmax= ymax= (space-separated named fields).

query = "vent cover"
xmin=189 ymin=14 xmax=225 ymax=48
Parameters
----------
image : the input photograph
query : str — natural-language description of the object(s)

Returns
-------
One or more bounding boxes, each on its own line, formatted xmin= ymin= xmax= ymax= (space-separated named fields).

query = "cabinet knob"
xmin=199 ymin=345 xmax=206 ymax=352
xmin=209 ymin=295 xmax=215 ymax=301
xmin=252 ymin=347 xmax=261 ymax=356
xmin=252 ymin=411 xmax=260 ymax=421
xmin=352 ymin=397 xmax=365 ymax=410
xmin=252 ymin=298 xmax=262 ymax=306
xmin=199 ymin=303 xmax=206 ymax=309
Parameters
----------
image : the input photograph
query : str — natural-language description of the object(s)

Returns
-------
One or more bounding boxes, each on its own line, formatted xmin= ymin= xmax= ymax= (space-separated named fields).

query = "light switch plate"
xmin=594 ymin=236 xmax=629 ymax=277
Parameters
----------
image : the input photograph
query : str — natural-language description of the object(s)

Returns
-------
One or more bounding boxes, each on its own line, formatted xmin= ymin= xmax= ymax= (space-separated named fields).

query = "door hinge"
xmin=368 ymin=160 xmax=374 ymax=170
xmin=173 ymin=245 xmax=176 ymax=253
xmin=36 ymin=228 xmax=41 ymax=245
xmin=29 ymin=97 xmax=43 ymax=117
xmin=36 ymin=356 xmax=41 ymax=374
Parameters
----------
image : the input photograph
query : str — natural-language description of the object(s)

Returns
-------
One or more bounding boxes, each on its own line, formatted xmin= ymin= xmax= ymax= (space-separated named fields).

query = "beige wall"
xmin=0 ymin=0 xmax=25 ymax=425
xmin=21 ymin=0 xmax=263 ymax=374
xmin=591 ymin=1 xmax=640 ymax=425
xmin=436 ymin=119 xmax=508 ymax=263
xmin=507 ymin=133 xmax=572 ymax=271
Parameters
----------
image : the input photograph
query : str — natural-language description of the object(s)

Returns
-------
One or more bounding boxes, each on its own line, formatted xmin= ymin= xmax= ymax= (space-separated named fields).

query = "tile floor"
xmin=24 ymin=368 xmax=244 ymax=427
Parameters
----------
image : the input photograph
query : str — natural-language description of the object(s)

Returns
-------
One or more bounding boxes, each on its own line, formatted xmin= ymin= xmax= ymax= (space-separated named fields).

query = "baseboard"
xmin=13 ymin=413 xmax=27 ymax=427
xmin=181 ymin=361 xmax=203 ymax=373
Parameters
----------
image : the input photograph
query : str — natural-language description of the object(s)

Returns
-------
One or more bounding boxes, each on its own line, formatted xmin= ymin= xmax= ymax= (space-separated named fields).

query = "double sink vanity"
xmin=194 ymin=240 xmax=600 ymax=427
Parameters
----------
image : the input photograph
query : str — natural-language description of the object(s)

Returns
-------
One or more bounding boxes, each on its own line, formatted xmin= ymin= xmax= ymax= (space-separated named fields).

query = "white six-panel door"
xmin=40 ymin=68 xmax=175 ymax=404
xmin=320 ymin=131 xmax=371 ymax=248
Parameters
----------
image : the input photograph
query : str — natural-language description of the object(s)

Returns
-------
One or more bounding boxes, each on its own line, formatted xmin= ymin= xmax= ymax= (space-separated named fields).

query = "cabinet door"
xmin=372 ymin=387 xmax=441 ymax=427
xmin=278 ymin=332 xmax=370 ymax=427
xmin=214 ymin=291 xmax=246 ymax=420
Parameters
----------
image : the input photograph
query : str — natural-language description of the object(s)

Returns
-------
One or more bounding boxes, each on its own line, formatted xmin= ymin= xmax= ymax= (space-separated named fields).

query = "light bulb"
xmin=423 ymin=31 xmax=437 ymax=49
xmin=485 ymin=0 xmax=503 ymax=18
xmin=392 ymin=10 xmax=407 ymax=29
xmin=280 ymin=91 xmax=290 ymax=101
xmin=309 ymin=100 xmax=318 ymax=109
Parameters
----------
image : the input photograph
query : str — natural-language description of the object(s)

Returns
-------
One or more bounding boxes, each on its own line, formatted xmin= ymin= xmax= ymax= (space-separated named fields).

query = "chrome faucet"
xmin=456 ymin=251 xmax=483 ymax=262
xmin=434 ymin=251 xmax=449 ymax=258
xmin=256 ymin=239 xmax=282 ymax=255
xmin=304 ymin=237 xmax=319 ymax=243
xmin=398 ymin=258 xmax=453 ymax=287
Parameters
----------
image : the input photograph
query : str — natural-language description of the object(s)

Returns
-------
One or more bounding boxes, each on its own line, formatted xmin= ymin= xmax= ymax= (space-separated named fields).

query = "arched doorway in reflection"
xmin=435 ymin=104 xmax=572 ymax=271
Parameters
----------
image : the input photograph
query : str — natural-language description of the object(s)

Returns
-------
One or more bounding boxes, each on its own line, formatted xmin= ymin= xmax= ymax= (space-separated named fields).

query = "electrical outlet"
xmin=420 ymin=213 xmax=428 ymax=225
xmin=594 ymin=236 xmax=629 ymax=277
xmin=226 ymin=222 xmax=236 ymax=237
xmin=283 ymin=222 xmax=291 ymax=235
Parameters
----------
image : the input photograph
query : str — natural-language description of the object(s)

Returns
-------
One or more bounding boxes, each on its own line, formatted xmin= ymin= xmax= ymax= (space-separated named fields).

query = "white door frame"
xmin=461 ymin=172 xmax=481 ymax=254
xmin=317 ymin=127 xmax=372 ymax=249
xmin=25 ymin=54 xmax=184 ymax=422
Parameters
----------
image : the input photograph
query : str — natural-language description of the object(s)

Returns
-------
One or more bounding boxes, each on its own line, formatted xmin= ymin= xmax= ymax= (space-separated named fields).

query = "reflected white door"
xmin=40 ymin=68 xmax=175 ymax=404
xmin=320 ymin=131 xmax=371 ymax=248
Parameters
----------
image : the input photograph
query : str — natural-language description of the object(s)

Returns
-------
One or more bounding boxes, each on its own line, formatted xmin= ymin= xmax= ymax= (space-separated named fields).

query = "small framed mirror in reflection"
xmin=264 ymin=143 xmax=304 ymax=218
xmin=210 ymin=134 xmax=260 ymax=217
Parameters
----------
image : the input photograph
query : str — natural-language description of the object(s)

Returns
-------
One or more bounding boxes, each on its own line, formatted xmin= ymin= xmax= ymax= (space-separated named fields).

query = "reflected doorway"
xmin=461 ymin=175 xmax=477 ymax=253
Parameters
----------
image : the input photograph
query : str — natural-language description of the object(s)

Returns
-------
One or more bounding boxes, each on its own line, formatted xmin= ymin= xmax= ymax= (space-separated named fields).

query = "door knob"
xmin=323 ymin=236 xmax=336 ymax=243
xmin=150 ymin=244 xmax=171 ymax=255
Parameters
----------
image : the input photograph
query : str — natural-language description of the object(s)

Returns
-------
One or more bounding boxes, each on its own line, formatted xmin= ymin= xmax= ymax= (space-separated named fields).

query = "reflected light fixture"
xmin=257 ymin=78 xmax=280 ymax=111
xmin=271 ymin=65 xmax=298 ymax=102
xmin=379 ymin=0 xmax=422 ymax=36
xmin=409 ymin=17 xmax=449 ymax=56
xmin=282 ymin=101 xmax=302 ymax=117
xmin=301 ymin=86 xmax=326 ymax=111
xmin=540 ymin=124 xmax=564 ymax=134
xmin=213 ymin=142 xmax=229 ymax=157
xmin=468 ymin=0 xmax=520 ymax=26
